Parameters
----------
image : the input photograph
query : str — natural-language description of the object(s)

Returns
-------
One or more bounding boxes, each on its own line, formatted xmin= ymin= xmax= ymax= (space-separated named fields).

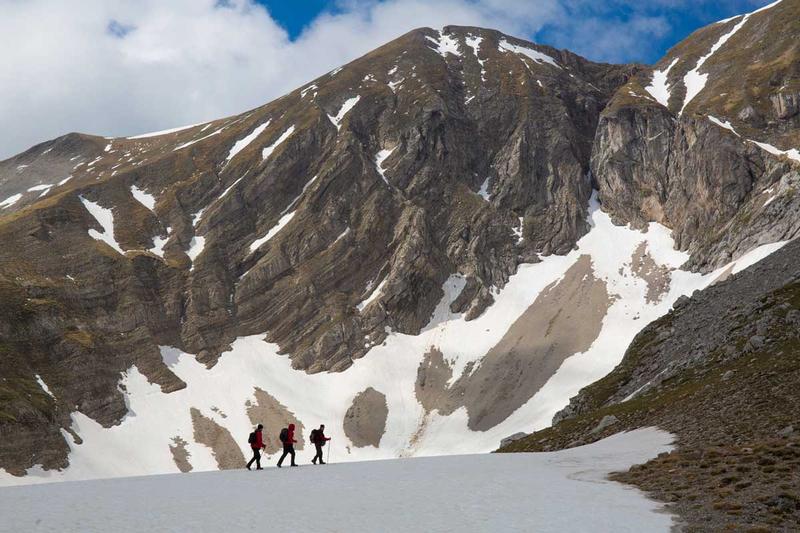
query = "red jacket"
xmin=285 ymin=424 xmax=297 ymax=445
xmin=251 ymin=429 xmax=264 ymax=450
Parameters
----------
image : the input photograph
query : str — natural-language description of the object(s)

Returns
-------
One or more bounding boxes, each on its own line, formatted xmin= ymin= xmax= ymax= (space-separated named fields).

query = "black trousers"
xmin=247 ymin=448 xmax=261 ymax=469
xmin=277 ymin=444 xmax=296 ymax=466
xmin=312 ymin=443 xmax=324 ymax=463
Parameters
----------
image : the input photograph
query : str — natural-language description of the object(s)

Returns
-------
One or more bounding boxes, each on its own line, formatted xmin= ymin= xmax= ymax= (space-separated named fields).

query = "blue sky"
xmin=257 ymin=0 xmax=771 ymax=64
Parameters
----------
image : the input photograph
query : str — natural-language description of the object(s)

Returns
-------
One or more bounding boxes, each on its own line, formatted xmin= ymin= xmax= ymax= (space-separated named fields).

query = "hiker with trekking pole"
xmin=310 ymin=424 xmax=331 ymax=465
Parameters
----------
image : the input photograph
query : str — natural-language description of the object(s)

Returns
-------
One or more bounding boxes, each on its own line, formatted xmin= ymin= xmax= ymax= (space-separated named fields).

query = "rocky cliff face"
xmin=592 ymin=0 xmax=800 ymax=271
xmin=1 ymin=1 xmax=799 ymax=482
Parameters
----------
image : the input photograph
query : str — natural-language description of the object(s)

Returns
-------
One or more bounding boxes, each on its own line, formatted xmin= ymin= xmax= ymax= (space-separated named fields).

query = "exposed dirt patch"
xmin=190 ymin=407 xmax=244 ymax=470
xmin=415 ymin=347 xmax=462 ymax=416
xmin=343 ymin=387 xmax=388 ymax=448
xmin=629 ymin=242 xmax=671 ymax=304
xmin=415 ymin=255 xmax=611 ymax=431
xmin=464 ymin=255 xmax=611 ymax=431
xmin=169 ymin=436 xmax=192 ymax=473
xmin=244 ymin=387 xmax=304 ymax=454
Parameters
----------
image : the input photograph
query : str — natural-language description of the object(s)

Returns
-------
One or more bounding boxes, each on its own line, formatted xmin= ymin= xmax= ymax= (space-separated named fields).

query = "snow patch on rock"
xmin=128 ymin=123 xmax=203 ymax=139
xmin=357 ymin=279 xmax=387 ymax=312
xmin=262 ymin=126 xmax=296 ymax=160
xmin=681 ymin=14 xmax=753 ymax=114
xmin=130 ymin=185 xmax=157 ymax=211
xmin=426 ymin=30 xmax=461 ymax=58
xmin=149 ymin=228 xmax=171 ymax=259
xmin=498 ymin=39 xmax=560 ymax=69
xmin=35 ymin=375 xmax=54 ymax=398
xmin=300 ymin=84 xmax=317 ymax=99
xmin=187 ymin=236 xmax=206 ymax=266
xmin=707 ymin=116 xmax=740 ymax=136
xmin=328 ymin=97 xmax=361 ymax=131
xmin=374 ymin=147 xmax=396 ymax=185
xmin=218 ymin=176 xmax=245 ymax=202
xmin=477 ymin=178 xmax=491 ymax=201
xmin=173 ymin=128 xmax=225 ymax=151
xmin=226 ymin=120 xmax=271 ymax=163
xmin=80 ymin=197 xmax=124 ymax=255
xmin=333 ymin=227 xmax=351 ymax=245
xmin=645 ymin=58 xmax=679 ymax=107
xmin=750 ymin=140 xmax=800 ymax=163
xmin=249 ymin=211 xmax=296 ymax=253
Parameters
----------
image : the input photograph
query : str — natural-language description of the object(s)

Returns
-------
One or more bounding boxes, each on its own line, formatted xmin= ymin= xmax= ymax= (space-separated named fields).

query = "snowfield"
xmin=0 ymin=428 xmax=676 ymax=533
xmin=0 ymin=195 xmax=787 ymax=487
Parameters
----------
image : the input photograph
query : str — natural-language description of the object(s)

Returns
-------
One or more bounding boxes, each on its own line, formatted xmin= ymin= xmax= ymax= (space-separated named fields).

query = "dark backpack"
xmin=248 ymin=431 xmax=256 ymax=444
xmin=279 ymin=427 xmax=288 ymax=443
xmin=310 ymin=429 xmax=319 ymax=444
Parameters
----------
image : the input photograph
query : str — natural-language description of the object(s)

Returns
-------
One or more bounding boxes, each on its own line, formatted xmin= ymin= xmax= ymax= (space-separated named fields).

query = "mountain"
xmin=0 ymin=25 xmax=639 ymax=477
xmin=0 ymin=5 xmax=798 ymax=519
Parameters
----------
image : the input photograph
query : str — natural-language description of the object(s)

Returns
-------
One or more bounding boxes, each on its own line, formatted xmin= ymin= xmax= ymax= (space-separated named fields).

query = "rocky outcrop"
xmin=592 ymin=94 xmax=800 ymax=271
xmin=343 ymin=387 xmax=388 ymax=448
xmin=245 ymin=388 xmax=304 ymax=453
xmin=190 ymin=407 xmax=245 ymax=470
xmin=169 ymin=436 xmax=193 ymax=473
xmin=771 ymin=91 xmax=800 ymax=120
xmin=629 ymin=243 xmax=671 ymax=304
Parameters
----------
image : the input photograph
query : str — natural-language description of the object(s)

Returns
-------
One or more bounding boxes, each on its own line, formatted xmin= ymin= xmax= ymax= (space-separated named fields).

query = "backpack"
xmin=279 ymin=427 xmax=288 ymax=443
xmin=310 ymin=429 xmax=319 ymax=444
xmin=248 ymin=431 xmax=256 ymax=444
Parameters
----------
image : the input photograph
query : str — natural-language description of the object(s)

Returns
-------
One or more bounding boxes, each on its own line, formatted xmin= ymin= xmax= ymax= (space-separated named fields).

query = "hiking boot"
xmin=256 ymin=467 xmax=263 ymax=470
xmin=319 ymin=461 xmax=326 ymax=465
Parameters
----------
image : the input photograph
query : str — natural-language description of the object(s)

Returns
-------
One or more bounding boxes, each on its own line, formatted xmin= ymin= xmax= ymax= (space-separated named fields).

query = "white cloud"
xmin=0 ymin=0 xmax=770 ymax=159
xmin=1 ymin=0 xmax=545 ymax=159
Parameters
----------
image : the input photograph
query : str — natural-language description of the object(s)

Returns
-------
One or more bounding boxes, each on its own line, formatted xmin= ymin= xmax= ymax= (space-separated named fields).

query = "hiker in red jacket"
xmin=310 ymin=424 xmax=331 ymax=465
xmin=277 ymin=423 xmax=297 ymax=467
xmin=246 ymin=424 xmax=265 ymax=470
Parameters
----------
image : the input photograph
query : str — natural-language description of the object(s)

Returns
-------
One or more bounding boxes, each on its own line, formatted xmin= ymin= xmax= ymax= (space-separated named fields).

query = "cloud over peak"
xmin=0 ymin=0 xmax=771 ymax=159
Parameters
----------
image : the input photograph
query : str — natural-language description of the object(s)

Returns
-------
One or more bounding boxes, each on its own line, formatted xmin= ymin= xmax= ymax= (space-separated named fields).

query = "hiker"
xmin=246 ymin=424 xmax=265 ymax=470
xmin=310 ymin=424 xmax=331 ymax=465
xmin=277 ymin=423 xmax=298 ymax=468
